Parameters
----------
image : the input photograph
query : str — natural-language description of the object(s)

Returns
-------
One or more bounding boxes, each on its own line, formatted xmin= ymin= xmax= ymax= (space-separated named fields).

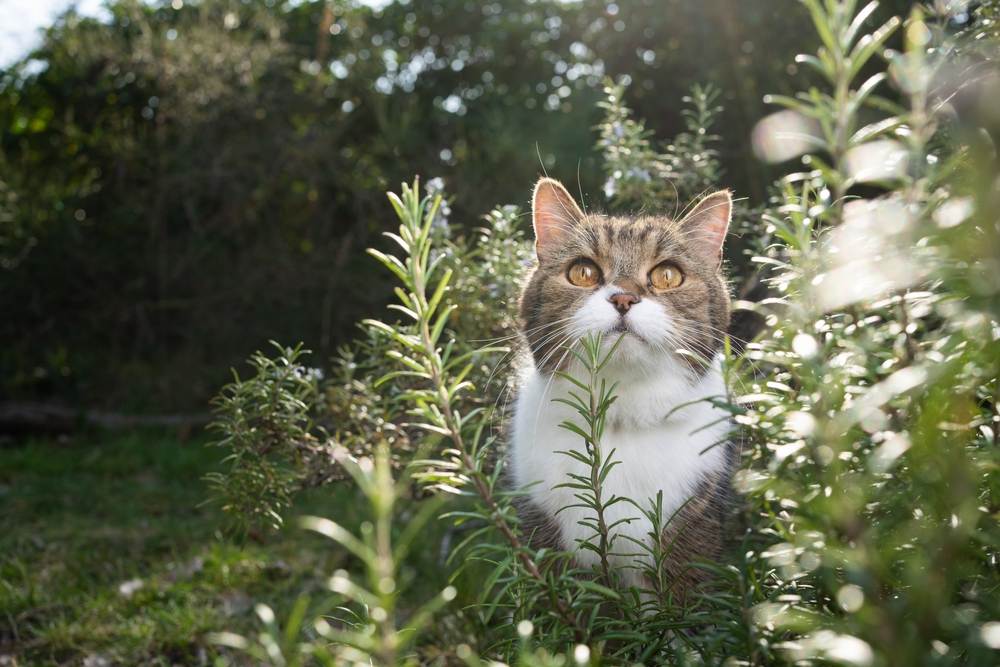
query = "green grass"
xmin=0 ymin=430 xmax=362 ymax=666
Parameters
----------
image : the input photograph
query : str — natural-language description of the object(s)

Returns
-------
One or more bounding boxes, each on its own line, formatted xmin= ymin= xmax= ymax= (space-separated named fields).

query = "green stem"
xmin=586 ymin=360 xmax=614 ymax=587
xmin=406 ymin=199 xmax=586 ymax=640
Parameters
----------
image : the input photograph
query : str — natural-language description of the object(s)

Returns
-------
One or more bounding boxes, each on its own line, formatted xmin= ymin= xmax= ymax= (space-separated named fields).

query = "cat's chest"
xmin=510 ymin=359 xmax=730 ymax=574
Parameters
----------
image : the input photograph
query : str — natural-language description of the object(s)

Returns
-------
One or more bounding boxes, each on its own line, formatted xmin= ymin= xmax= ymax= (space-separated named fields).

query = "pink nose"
xmin=608 ymin=292 xmax=640 ymax=315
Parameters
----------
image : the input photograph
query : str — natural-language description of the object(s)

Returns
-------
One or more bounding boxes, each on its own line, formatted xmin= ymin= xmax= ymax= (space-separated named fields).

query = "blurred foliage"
xmin=598 ymin=80 xmax=723 ymax=213
xmin=730 ymin=2 xmax=1000 ymax=664
xmin=1 ymin=0 xmax=835 ymax=410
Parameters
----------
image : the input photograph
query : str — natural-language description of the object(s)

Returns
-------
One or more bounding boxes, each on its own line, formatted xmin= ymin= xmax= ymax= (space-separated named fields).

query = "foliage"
xmin=206 ymin=342 xmax=326 ymax=532
xmin=5 ymin=0 xmax=999 ymax=664
xmin=731 ymin=3 xmax=1000 ymax=664
xmin=211 ymin=445 xmax=456 ymax=666
xmin=0 ymin=0 xmax=824 ymax=411
xmin=205 ymin=185 xmax=531 ymax=533
xmin=0 ymin=431 xmax=370 ymax=666
xmin=598 ymin=79 xmax=723 ymax=213
xmin=203 ymin=1 xmax=1000 ymax=665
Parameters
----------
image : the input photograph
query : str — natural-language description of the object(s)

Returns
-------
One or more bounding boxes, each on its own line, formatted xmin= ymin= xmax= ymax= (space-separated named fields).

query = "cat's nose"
xmin=608 ymin=291 xmax=641 ymax=315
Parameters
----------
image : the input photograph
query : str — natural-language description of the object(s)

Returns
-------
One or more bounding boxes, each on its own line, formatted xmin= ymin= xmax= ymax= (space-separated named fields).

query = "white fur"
xmin=511 ymin=286 xmax=730 ymax=586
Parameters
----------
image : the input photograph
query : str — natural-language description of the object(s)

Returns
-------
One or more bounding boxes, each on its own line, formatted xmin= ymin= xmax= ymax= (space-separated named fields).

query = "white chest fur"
xmin=510 ymin=351 xmax=731 ymax=584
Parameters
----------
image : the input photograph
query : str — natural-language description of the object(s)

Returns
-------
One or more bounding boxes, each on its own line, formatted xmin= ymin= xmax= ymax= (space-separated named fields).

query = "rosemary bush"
xmin=598 ymin=80 xmax=722 ymax=214
xmin=208 ymin=2 xmax=999 ymax=663
xmin=733 ymin=3 xmax=1000 ymax=664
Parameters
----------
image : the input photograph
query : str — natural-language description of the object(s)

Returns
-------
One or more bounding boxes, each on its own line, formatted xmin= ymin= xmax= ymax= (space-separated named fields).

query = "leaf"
xmin=385 ymin=350 xmax=425 ymax=373
xmin=763 ymin=94 xmax=826 ymax=119
xmin=850 ymin=115 xmax=903 ymax=146
xmin=556 ymin=421 xmax=592 ymax=442
xmin=554 ymin=371 xmax=590 ymax=393
xmin=801 ymin=0 xmax=839 ymax=55
xmin=300 ymin=516 xmax=371 ymax=563
xmin=412 ymin=422 xmax=452 ymax=437
xmin=795 ymin=53 xmax=834 ymax=81
xmin=381 ymin=231 xmax=411 ymax=254
xmin=366 ymin=249 xmax=408 ymax=282
xmin=843 ymin=0 xmax=879 ymax=49
xmin=848 ymin=72 xmax=888 ymax=115
xmin=430 ymin=305 xmax=456 ymax=346
xmin=426 ymin=268 xmax=453 ymax=317
xmin=386 ymin=191 xmax=408 ymax=223
xmin=576 ymin=580 xmax=621 ymax=600
xmin=372 ymin=370 xmax=427 ymax=388
xmin=847 ymin=16 xmax=901 ymax=82
xmin=386 ymin=304 xmax=419 ymax=322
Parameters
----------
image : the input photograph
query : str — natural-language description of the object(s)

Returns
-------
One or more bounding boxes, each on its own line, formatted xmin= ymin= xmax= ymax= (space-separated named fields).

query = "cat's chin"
xmin=609 ymin=321 xmax=631 ymax=334
xmin=595 ymin=329 xmax=704 ymax=373
xmin=597 ymin=328 xmax=652 ymax=360
xmin=605 ymin=323 xmax=651 ymax=345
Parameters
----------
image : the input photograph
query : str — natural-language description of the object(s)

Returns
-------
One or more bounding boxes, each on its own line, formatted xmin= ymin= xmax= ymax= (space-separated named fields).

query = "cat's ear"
xmin=679 ymin=190 xmax=731 ymax=267
xmin=532 ymin=178 xmax=585 ymax=256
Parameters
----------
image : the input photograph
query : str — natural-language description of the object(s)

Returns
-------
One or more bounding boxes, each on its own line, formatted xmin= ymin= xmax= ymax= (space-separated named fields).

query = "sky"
xmin=0 ymin=0 xmax=399 ymax=68
xmin=0 ymin=0 xmax=107 ymax=66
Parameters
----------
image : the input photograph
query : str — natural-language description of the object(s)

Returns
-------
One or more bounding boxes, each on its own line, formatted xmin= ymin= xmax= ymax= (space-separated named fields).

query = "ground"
xmin=0 ymin=430 xmax=357 ymax=666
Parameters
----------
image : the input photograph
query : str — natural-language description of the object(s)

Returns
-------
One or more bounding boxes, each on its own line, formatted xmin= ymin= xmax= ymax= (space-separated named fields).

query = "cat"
xmin=510 ymin=177 xmax=736 ymax=596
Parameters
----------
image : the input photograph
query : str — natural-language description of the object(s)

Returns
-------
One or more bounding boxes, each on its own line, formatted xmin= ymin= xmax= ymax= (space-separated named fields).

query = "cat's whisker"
xmin=664 ymin=323 xmax=731 ymax=364
xmin=473 ymin=316 xmax=576 ymax=346
xmin=670 ymin=317 xmax=755 ymax=348
xmin=534 ymin=328 xmax=581 ymax=373
xmin=526 ymin=323 xmax=580 ymax=357
xmin=486 ymin=325 xmax=582 ymax=437
xmin=666 ymin=319 xmax=757 ymax=364
xmin=665 ymin=322 xmax=757 ymax=396
xmin=669 ymin=319 xmax=763 ymax=372
xmin=488 ymin=378 xmax=518 ymax=440
xmin=488 ymin=321 xmax=579 ymax=393
xmin=480 ymin=317 xmax=577 ymax=378
xmin=654 ymin=332 xmax=709 ymax=375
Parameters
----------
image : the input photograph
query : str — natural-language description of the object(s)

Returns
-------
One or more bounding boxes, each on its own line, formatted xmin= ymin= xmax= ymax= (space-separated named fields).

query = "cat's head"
xmin=518 ymin=177 xmax=732 ymax=376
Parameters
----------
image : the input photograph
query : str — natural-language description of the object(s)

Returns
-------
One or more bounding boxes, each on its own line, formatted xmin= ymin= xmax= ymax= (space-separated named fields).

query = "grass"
xmin=0 ymin=429 xmax=365 ymax=666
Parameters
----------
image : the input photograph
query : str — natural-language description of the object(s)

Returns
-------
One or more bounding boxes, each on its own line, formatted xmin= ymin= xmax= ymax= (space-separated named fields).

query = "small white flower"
xmin=425 ymin=176 xmax=445 ymax=195
xmin=117 ymin=578 xmax=144 ymax=598
xmin=603 ymin=177 xmax=617 ymax=199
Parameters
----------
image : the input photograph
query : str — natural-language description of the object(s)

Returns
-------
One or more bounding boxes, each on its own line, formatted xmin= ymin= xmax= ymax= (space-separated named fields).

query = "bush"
xmin=207 ymin=2 xmax=1000 ymax=664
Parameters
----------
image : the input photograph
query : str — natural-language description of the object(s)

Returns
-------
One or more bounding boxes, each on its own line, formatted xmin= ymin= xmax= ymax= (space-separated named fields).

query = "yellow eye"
xmin=566 ymin=259 xmax=602 ymax=287
xmin=649 ymin=262 xmax=684 ymax=290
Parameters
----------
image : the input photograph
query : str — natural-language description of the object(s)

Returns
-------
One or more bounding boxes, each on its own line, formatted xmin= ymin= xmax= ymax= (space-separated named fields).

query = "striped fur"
xmin=510 ymin=179 xmax=736 ymax=599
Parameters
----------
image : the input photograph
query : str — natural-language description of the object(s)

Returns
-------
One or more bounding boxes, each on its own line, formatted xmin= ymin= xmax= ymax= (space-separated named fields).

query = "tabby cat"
xmin=511 ymin=177 xmax=736 ymax=594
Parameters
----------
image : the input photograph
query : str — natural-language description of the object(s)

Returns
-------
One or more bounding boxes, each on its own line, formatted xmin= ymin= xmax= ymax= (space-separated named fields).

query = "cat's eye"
xmin=566 ymin=259 xmax=602 ymax=287
xmin=649 ymin=262 xmax=684 ymax=290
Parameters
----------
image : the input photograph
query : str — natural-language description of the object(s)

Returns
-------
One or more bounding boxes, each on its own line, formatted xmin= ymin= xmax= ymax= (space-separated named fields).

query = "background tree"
xmin=2 ymin=0 xmax=825 ymax=412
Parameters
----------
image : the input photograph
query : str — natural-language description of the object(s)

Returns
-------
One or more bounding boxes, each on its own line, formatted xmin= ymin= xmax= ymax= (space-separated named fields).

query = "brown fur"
xmin=512 ymin=182 xmax=737 ymax=600
xmin=654 ymin=443 xmax=738 ymax=600
xmin=519 ymin=213 xmax=732 ymax=374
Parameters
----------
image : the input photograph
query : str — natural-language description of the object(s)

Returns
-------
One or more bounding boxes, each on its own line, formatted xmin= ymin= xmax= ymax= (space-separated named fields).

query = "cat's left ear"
xmin=679 ymin=190 xmax=732 ymax=267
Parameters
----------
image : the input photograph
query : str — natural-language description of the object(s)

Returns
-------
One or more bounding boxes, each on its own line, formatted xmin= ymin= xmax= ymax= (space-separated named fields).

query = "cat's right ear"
xmin=532 ymin=178 xmax=584 ymax=257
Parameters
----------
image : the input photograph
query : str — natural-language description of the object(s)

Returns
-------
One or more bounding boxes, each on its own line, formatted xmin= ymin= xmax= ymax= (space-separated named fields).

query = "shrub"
xmin=207 ymin=2 xmax=1000 ymax=663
